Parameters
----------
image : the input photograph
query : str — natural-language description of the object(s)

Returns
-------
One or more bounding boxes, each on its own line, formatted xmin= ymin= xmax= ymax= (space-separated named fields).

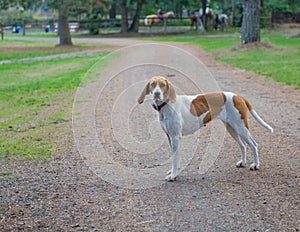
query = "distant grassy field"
xmin=0 ymin=39 xmax=108 ymax=60
xmin=0 ymin=52 xmax=109 ymax=159
xmin=150 ymin=29 xmax=300 ymax=89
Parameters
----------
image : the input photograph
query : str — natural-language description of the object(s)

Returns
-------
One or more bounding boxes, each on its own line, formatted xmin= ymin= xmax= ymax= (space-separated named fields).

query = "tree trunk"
xmin=232 ymin=0 xmax=236 ymax=27
xmin=109 ymin=3 xmax=116 ymax=19
xmin=58 ymin=0 xmax=72 ymax=46
xmin=241 ymin=0 xmax=260 ymax=44
xmin=129 ymin=0 xmax=143 ymax=32
xmin=120 ymin=0 xmax=128 ymax=33
xmin=201 ymin=0 xmax=207 ymax=31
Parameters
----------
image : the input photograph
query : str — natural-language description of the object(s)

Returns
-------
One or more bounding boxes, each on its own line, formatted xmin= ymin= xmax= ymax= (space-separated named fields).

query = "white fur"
xmin=144 ymin=17 xmax=149 ymax=26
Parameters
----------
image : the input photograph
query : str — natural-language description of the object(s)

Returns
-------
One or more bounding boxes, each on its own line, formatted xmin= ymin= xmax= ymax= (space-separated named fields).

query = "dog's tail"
xmin=244 ymin=98 xmax=274 ymax=133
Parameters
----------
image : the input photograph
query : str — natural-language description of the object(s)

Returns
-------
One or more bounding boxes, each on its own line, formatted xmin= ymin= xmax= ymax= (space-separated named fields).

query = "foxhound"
xmin=137 ymin=76 xmax=273 ymax=181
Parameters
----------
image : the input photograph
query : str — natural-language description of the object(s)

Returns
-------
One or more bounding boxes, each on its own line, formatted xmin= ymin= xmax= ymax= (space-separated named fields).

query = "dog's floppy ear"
xmin=137 ymin=82 xmax=150 ymax=104
xmin=167 ymin=80 xmax=176 ymax=103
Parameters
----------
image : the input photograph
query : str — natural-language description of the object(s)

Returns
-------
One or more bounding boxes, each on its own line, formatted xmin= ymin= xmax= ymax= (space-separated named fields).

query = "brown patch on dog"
xmin=190 ymin=95 xmax=209 ymax=120
xmin=190 ymin=92 xmax=226 ymax=124
xmin=233 ymin=95 xmax=250 ymax=129
xmin=165 ymin=80 xmax=176 ymax=103
xmin=137 ymin=82 xmax=150 ymax=104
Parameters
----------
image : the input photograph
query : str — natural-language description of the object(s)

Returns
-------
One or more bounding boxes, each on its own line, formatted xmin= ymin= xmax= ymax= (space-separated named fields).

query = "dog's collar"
xmin=152 ymin=100 xmax=168 ymax=111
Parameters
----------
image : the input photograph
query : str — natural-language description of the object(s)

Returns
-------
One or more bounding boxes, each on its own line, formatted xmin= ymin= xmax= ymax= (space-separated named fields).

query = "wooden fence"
xmin=272 ymin=11 xmax=300 ymax=23
xmin=2 ymin=13 xmax=298 ymax=36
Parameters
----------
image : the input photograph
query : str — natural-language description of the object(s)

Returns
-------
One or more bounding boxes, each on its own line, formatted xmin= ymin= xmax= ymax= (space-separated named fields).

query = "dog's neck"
xmin=152 ymin=100 xmax=169 ymax=111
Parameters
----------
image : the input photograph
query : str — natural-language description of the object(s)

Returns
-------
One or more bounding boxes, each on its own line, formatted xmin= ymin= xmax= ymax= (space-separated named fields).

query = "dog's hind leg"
xmin=236 ymin=127 xmax=259 ymax=170
xmin=244 ymin=133 xmax=259 ymax=170
xmin=224 ymin=122 xmax=247 ymax=167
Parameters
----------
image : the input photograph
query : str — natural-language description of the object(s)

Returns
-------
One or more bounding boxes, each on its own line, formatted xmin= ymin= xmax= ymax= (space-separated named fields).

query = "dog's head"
xmin=137 ymin=76 xmax=176 ymax=104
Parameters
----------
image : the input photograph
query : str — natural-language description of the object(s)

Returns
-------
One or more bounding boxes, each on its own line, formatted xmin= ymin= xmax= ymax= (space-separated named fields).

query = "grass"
xmin=214 ymin=33 xmax=300 ymax=89
xmin=0 ymin=39 xmax=109 ymax=60
xmin=148 ymin=29 xmax=300 ymax=89
xmin=0 ymin=52 xmax=109 ymax=159
xmin=216 ymin=44 xmax=300 ymax=88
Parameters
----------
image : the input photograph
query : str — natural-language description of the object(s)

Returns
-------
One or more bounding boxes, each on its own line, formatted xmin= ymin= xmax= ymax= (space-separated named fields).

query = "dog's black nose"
xmin=154 ymin=92 xmax=160 ymax=98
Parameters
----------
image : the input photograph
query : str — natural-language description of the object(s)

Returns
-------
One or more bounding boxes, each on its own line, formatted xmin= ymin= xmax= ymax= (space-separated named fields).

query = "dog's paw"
xmin=167 ymin=168 xmax=180 ymax=176
xmin=236 ymin=160 xmax=246 ymax=168
xmin=165 ymin=174 xmax=177 ymax=182
xmin=249 ymin=163 xmax=259 ymax=171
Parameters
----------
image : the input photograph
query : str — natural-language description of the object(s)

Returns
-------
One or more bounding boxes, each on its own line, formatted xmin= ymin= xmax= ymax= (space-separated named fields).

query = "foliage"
xmin=0 ymin=0 xmax=39 ymax=11
xmin=1 ymin=0 xmax=299 ymax=20
xmin=264 ymin=0 xmax=300 ymax=13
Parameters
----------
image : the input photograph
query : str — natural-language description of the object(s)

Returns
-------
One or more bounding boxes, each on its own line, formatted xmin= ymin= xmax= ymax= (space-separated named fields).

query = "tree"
xmin=50 ymin=0 xmax=100 ymax=45
xmin=240 ymin=0 xmax=261 ymax=44
xmin=129 ymin=0 xmax=143 ymax=32
xmin=109 ymin=3 xmax=116 ymax=19
xmin=120 ymin=0 xmax=144 ymax=33
xmin=84 ymin=0 xmax=107 ymax=35
xmin=120 ymin=0 xmax=128 ymax=33
xmin=57 ymin=0 xmax=73 ymax=46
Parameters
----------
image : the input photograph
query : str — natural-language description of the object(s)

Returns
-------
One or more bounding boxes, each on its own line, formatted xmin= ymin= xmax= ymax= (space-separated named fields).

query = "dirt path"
xmin=1 ymin=38 xmax=299 ymax=231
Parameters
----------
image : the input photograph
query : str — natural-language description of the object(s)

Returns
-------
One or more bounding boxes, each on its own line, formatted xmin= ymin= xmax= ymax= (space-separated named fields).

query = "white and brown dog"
xmin=137 ymin=76 xmax=273 ymax=181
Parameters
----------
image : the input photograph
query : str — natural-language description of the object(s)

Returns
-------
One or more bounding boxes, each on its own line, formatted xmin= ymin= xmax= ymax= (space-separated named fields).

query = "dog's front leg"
xmin=165 ymin=135 xmax=181 ymax=181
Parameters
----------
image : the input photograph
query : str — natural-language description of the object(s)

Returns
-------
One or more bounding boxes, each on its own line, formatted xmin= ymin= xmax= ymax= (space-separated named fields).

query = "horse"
xmin=190 ymin=12 xmax=204 ymax=31
xmin=202 ymin=9 xmax=215 ymax=31
xmin=214 ymin=14 xmax=228 ymax=31
xmin=190 ymin=13 xmax=198 ymax=29
xmin=144 ymin=11 xmax=175 ymax=28
xmin=190 ymin=8 xmax=214 ymax=31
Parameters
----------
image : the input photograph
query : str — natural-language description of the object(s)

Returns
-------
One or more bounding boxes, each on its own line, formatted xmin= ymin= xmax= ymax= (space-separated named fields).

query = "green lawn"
xmin=0 ymin=52 xmax=109 ymax=159
xmin=0 ymin=39 xmax=108 ymax=60
xmin=216 ymin=45 xmax=299 ymax=87
xmin=149 ymin=30 xmax=300 ymax=89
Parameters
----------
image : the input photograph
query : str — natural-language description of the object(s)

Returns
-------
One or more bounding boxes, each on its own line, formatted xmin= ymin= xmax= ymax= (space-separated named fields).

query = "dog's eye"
xmin=150 ymin=82 xmax=156 ymax=88
xmin=160 ymin=83 xmax=166 ymax=88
